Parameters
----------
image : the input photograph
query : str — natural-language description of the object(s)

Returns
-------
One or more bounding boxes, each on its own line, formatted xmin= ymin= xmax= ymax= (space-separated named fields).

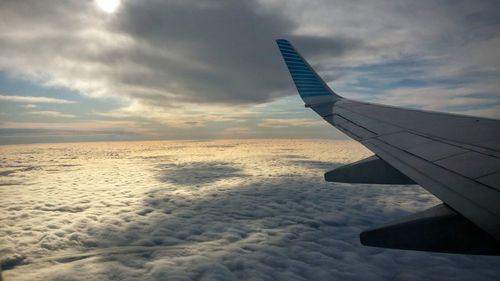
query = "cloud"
xmin=2 ymin=140 xmax=500 ymax=280
xmin=0 ymin=120 xmax=155 ymax=134
xmin=95 ymin=100 xmax=256 ymax=128
xmin=0 ymin=120 xmax=159 ymax=144
xmin=0 ymin=95 xmax=76 ymax=104
xmin=266 ymin=0 xmax=500 ymax=113
xmin=27 ymin=111 xmax=75 ymax=118
xmin=0 ymin=0 xmax=361 ymax=109
xmin=0 ymin=0 xmax=498 ymax=142
xmin=259 ymin=118 xmax=325 ymax=128
xmin=459 ymin=104 xmax=500 ymax=119
xmin=222 ymin=127 xmax=251 ymax=133
xmin=379 ymin=82 xmax=500 ymax=114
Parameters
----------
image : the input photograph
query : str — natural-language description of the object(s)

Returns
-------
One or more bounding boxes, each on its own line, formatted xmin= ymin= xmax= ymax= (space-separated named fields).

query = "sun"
xmin=95 ymin=0 xmax=121 ymax=14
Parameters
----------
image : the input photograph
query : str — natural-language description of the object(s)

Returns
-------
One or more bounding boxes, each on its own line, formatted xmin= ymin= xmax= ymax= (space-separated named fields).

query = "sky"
xmin=0 ymin=0 xmax=499 ymax=144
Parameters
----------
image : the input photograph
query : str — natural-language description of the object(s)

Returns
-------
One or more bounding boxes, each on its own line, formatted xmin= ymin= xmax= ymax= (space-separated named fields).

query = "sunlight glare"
xmin=95 ymin=0 xmax=121 ymax=14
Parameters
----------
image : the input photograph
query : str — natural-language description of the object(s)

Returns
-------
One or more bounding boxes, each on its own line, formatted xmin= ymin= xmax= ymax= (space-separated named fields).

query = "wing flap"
xmin=360 ymin=204 xmax=500 ymax=255
xmin=325 ymin=155 xmax=415 ymax=184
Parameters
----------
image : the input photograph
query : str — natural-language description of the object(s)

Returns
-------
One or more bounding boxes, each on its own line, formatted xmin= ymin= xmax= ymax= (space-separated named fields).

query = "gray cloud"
xmin=0 ymin=0 xmax=361 ymax=107
xmin=0 ymin=0 xmax=498 ymax=114
xmin=107 ymin=0 xmax=362 ymax=104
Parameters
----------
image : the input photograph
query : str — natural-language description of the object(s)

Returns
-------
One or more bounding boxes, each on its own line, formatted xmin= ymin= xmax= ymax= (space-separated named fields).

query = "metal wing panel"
xmin=331 ymin=104 xmax=500 ymax=237
xmin=276 ymin=39 xmax=500 ymax=240
xmin=362 ymin=138 xmax=500 ymax=238
xmin=333 ymin=107 xmax=402 ymax=135
xmin=306 ymin=94 xmax=500 ymax=239
xmin=405 ymin=141 xmax=468 ymax=162
xmin=477 ymin=172 xmax=500 ymax=191
xmin=335 ymin=99 xmax=500 ymax=151
xmin=435 ymin=152 xmax=500 ymax=179
xmin=330 ymin=101 xmax=500 ymax=180
xmin=377 ymin=132 xmax=469 ymax=162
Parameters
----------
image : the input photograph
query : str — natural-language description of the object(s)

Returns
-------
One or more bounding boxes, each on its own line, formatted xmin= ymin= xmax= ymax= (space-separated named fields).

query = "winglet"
xmin=276 ymin=39 xmax=341 ymax=105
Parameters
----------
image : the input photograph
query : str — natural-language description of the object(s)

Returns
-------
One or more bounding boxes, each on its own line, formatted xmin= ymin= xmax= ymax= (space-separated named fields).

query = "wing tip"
xmin=276 ymin=39 xmax=293 ymax=50
xmin=275 ymin=38 xmax=342 ymax=104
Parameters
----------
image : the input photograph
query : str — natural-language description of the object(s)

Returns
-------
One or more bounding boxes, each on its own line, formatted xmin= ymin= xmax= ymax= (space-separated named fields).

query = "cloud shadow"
xmin=156 ymin=161 xmax=247 ymax=186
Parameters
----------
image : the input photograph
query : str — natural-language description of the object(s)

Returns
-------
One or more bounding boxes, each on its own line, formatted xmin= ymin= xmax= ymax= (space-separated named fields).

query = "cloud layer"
xmin=1 ymin=140 xmax=500 ymax=280
xmin=0 ymin=0 xmax=499 ymax=144
xmin=1 ymin=0 xmax=498 ymax=111
xmin=0 ymin=0 xmax=348 ymax=106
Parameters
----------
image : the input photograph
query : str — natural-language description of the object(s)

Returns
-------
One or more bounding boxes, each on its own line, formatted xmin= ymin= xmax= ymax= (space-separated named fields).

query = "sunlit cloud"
xmin=96 ymin=99 xmax=256 ymax=128
xmin=221 ymin=127 xmax=252 ymax=137
xmin=0 ymin=95 xmax=77 ymax=104
xmin=3 ymin=140 xmax=498 ymax=280
xmin=95 ymin=0 xmax=121 ymax=14
xmin=223 ymin=127 xmax=251 ymax=133
xmin=27 ymin=111 xmax=75 ymax=118
xmin=259 ymin=118 xmax=325 ymax=128
xmin=0 ymin=120 xmax=155 ymax=135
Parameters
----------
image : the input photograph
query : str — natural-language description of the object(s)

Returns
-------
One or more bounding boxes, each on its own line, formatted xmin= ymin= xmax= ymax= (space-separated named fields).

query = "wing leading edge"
xmin=276 ymin=39 xmax=500 ymax=255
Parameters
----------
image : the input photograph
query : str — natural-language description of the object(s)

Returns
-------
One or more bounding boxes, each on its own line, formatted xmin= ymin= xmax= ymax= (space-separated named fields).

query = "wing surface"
xmin=277 ymin=39 xmax=500 ymax=253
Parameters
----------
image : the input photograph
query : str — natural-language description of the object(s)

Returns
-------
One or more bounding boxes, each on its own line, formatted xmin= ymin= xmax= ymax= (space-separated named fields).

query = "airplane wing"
xmin=276 ymin=39 xmax=500 ymax=255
